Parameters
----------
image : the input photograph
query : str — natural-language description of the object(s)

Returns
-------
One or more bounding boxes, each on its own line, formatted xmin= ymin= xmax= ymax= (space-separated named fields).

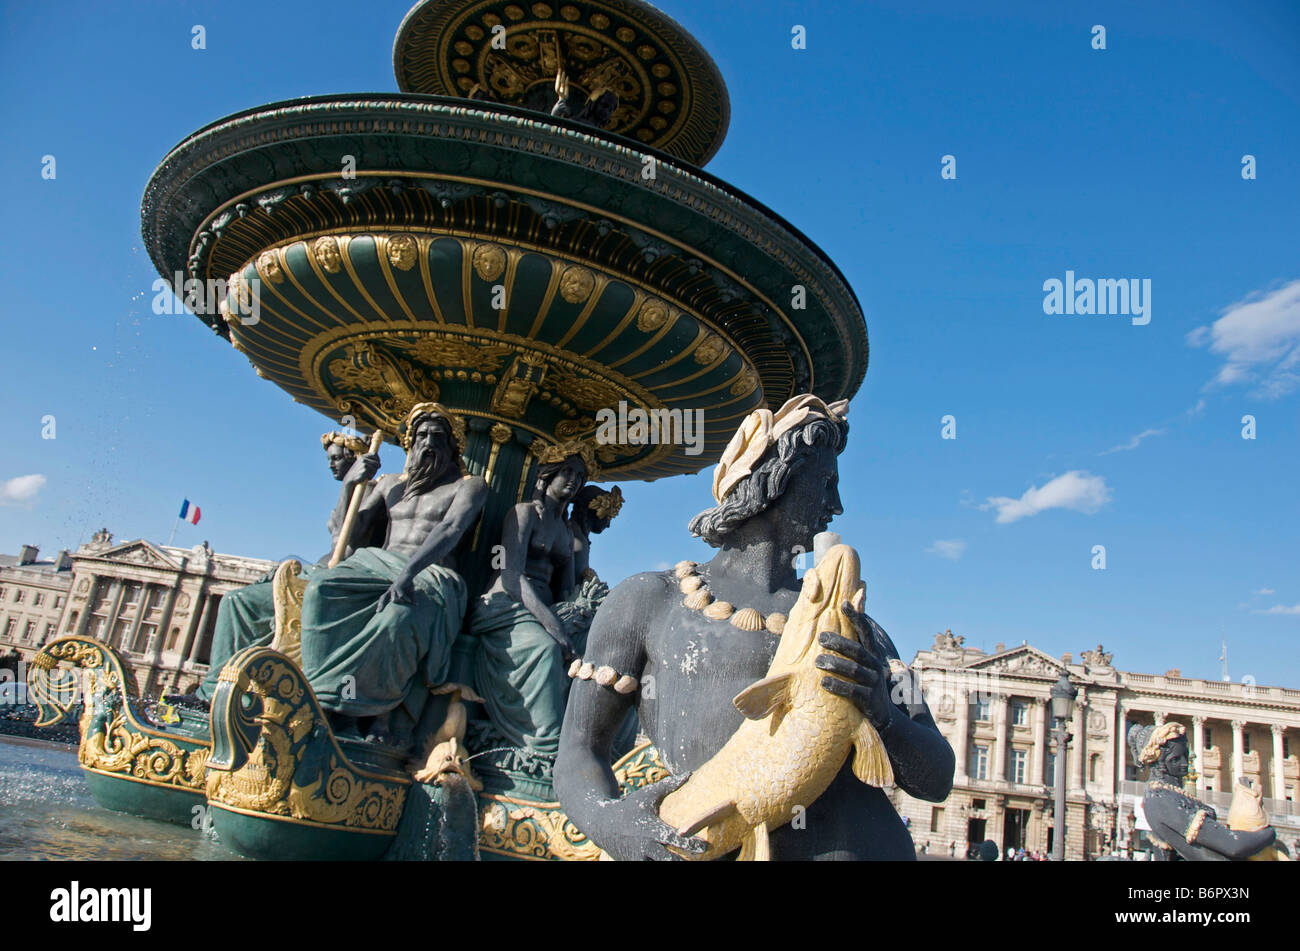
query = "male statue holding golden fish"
xmin=555 ymin=395 xmax=955 ymax=860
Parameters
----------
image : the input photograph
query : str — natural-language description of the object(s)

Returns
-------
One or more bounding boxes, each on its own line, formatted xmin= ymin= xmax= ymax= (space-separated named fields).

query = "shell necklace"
xmin=674 ymin=560 xmax=787 ymax=635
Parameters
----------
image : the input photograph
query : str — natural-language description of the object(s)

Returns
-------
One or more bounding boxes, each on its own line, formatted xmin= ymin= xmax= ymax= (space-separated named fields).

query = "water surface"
xmin=0 ymin=734 xmax=241 ymax=860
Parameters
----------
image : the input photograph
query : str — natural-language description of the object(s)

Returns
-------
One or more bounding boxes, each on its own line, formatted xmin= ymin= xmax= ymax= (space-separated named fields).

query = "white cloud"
xmin=1255 ymin=603 xmax=1300 ymax=615
xmin=1255 ymin=587 xmax=1276 ymax=596
xmin=1185 ymin=398 xmax=1207 ymax=417
xmin=981 ymin=471 xmax=1112 ymax=524
xmin=925 ymin=539 xmax=967 ymax=560
xmin=0 ymin=474 xmax=46 ymax=506
xmin=1100 ymin=428 xmax=1164 ymax=455
xmin=1187 ymin=279 xmax=1300 ymax=398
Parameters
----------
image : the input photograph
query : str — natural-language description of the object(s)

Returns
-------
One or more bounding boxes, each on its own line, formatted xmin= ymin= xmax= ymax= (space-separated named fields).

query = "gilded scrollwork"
xmin=206 ymin=649 xmax=408 ymax=833
xmin=479 ymin=798 xmax=603 ymax=861
xmin=474 ymin=740 xmax=667 ymax=860
xmin=396 ymin=334 xmax=514 ymax=373
xmin=28 ymin=637 xmax=208 ymax=793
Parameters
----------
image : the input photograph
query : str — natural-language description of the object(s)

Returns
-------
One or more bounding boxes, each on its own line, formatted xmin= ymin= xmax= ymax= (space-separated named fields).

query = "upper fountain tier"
xmin=139 ymin=2 xmax=865 ymax=480
xmin=393 ymin=0 xmax=730 ymax=166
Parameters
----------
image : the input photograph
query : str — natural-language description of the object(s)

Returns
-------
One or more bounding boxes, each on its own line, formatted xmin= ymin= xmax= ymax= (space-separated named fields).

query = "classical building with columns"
xmin=891 ymin=631 xmax=1300 ymax=860
xmin=15 ymin=530 xmax=275 ymax=696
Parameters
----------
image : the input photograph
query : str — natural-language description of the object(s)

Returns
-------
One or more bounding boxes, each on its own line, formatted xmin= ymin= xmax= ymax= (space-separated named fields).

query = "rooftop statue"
xmin=298 ymin=402 xmax=487 ymax=748
xmin=549 ymin=69 xmax=621 ymax=130
xmin=185 ymin=431 xmax=378 ymax=705
xmin=555 ymin=395 xmax=955 ymax=859
xmin=1130 ymin=721 xmax=1276 ymax=860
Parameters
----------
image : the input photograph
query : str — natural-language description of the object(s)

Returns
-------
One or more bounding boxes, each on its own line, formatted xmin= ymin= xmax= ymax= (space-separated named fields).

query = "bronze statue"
xmin=1130 ymin=722 xmax=1276 ymax=860
xmin=187 ymin=431 xmax=375 ymax=704
xmin=298 ymin=403 xmax=487 ymax=747
xmin=550 ymin=68 xmax=620 ymax=129
xmin=555 ymin=395 xmax=955 ymax=859
xmin=469 ymin=442 xmax=595 ymax=756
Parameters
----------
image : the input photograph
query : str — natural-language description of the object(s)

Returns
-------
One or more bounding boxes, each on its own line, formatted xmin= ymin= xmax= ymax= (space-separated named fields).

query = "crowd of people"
xmin=913 ymin=838 xmax=1052 ymax=861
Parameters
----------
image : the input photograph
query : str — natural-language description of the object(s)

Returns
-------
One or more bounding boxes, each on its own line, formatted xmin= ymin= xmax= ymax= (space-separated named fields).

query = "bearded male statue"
xmin=298 ymin=402 xmax=487 ymax=747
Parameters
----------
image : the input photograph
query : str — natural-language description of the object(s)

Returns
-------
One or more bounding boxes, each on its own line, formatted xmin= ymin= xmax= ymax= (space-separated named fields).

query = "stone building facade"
xmin=0 ymin=545 xmax=74 ymax=657
xmin=892 ymin=631 xmax=1300 ymax=860
xmin=4 ymin=531 xmax=274 ymax=697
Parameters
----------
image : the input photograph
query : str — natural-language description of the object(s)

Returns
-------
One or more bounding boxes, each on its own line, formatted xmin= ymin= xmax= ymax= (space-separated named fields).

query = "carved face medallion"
xmin=387 ymin=234 xmax=418 ymax=271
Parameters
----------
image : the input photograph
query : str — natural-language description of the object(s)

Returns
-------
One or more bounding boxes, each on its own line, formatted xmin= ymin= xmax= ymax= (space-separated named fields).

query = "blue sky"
xmin=1 ymin=0 xmax=1297 ymax=685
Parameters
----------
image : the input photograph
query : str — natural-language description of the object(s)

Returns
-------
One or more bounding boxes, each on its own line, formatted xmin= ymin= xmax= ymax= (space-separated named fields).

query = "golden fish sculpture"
xmin=1226 ymin=778 xmax=1287 ymax=861
xmin=658 ymin=544 xmax=893 ymax=860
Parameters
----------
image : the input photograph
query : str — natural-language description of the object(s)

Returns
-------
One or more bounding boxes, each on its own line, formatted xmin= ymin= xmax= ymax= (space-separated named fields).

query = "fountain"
xmin=30 ymin=0 xmax=867 ymax=860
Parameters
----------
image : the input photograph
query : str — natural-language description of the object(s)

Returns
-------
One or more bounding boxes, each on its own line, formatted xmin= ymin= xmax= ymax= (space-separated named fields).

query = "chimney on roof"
xmin=994 ymin=642 xmax=1005 ymax=654
xmin=1062 ymin=652 xmax=1073 ymax=665
xmin=53 ymin=550 xmax=72 ymax=572
xmin=17 ymin=545 xmax=39 ymax=566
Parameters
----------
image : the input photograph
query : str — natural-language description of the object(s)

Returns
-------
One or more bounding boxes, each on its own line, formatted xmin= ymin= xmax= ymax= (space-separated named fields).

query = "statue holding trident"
xmin=184 ymin=430 xmax=382 ymax=705
xmin=298 ymin=402 xmax=487 ymax=747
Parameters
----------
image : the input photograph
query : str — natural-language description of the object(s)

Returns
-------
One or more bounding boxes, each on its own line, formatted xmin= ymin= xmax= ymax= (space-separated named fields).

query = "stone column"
xmin=73 ymin=575 xmax=99 ymax=636
xmin=184 ymin=591 xmax=213 ymax=666
xmin=1030 ymin=698 xmax=1046 ymax=786
xmin=1070 ymin=688 xmax=1087 ymax=793
xmin=1116 ymin=707 xmax=1129 ymax=788
xmin=992 ymin=694 xmax=1008 ymax=784
xmin=1231 ymin=719 xmax=1246 ymax=786
xmin=952 ymin=685 xmax=970 ymax=783
xmin=1192 ymin=716 xmax=1206 ymax=796
xmin=103 ymin=581 xmax=127 ymax=646
xmin=125 ymin=582 xmax=150 ymax=654
xmin=1273 ymin=725 xmax=1287 ymax=801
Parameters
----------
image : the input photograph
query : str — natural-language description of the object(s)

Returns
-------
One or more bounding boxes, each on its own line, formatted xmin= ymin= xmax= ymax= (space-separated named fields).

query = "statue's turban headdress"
xmin=1129 ymin=721 xmax=1187 ymax=765
xmin=711 ymin=395 xmax=849 ymax=503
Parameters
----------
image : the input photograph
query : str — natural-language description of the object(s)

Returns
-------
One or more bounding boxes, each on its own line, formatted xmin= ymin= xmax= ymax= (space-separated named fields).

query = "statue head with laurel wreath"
xmin=321 ymin=431 xmax=369 ymax=482
xmin=1128 ymin=720 xmax=1190 ymax=786
xmin=399 ymin=402 xmax=467 ymax=494
xmin=532 ymin=440 xmax=596 ymax=508
xmin=570 ymin=484 xmax=623 ymax=536
xmin=688 ymin=395 xmax=849 ymax=549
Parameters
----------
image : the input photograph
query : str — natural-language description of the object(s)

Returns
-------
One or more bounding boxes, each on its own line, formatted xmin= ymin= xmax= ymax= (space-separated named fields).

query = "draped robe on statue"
xmin=299 ymin=547 xmax=467 ymax=717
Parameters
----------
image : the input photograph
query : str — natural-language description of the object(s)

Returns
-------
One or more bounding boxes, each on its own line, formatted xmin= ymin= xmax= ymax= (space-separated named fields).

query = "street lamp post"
xmin=1050 ymin=671 xmax=1078 ymax=861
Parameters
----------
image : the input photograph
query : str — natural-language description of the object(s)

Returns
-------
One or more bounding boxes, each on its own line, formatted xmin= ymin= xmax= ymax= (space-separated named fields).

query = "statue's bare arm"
xmin=554 ymin=572 xmax=706 ymax=860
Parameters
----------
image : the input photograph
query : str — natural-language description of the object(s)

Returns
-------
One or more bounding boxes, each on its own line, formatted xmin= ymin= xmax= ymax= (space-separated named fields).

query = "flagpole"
xmin=167 ymin=517 xmax=180 ymax=547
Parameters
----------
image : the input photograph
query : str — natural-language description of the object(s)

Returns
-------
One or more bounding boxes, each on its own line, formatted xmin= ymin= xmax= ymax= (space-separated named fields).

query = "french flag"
xmin=178 ymin=500 xmax=201 ymax=525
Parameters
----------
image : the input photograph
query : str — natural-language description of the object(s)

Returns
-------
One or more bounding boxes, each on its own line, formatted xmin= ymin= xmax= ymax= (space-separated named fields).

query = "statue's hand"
xmin=816 ymin=621 xmax=893 ymax=732
xmin=347 ymin=452 xmax=381 ymax=485
xmin=375 ymin=573 xmax=416 ymax=613
xmin=593 ymin=773 xmax=709 ymax=861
